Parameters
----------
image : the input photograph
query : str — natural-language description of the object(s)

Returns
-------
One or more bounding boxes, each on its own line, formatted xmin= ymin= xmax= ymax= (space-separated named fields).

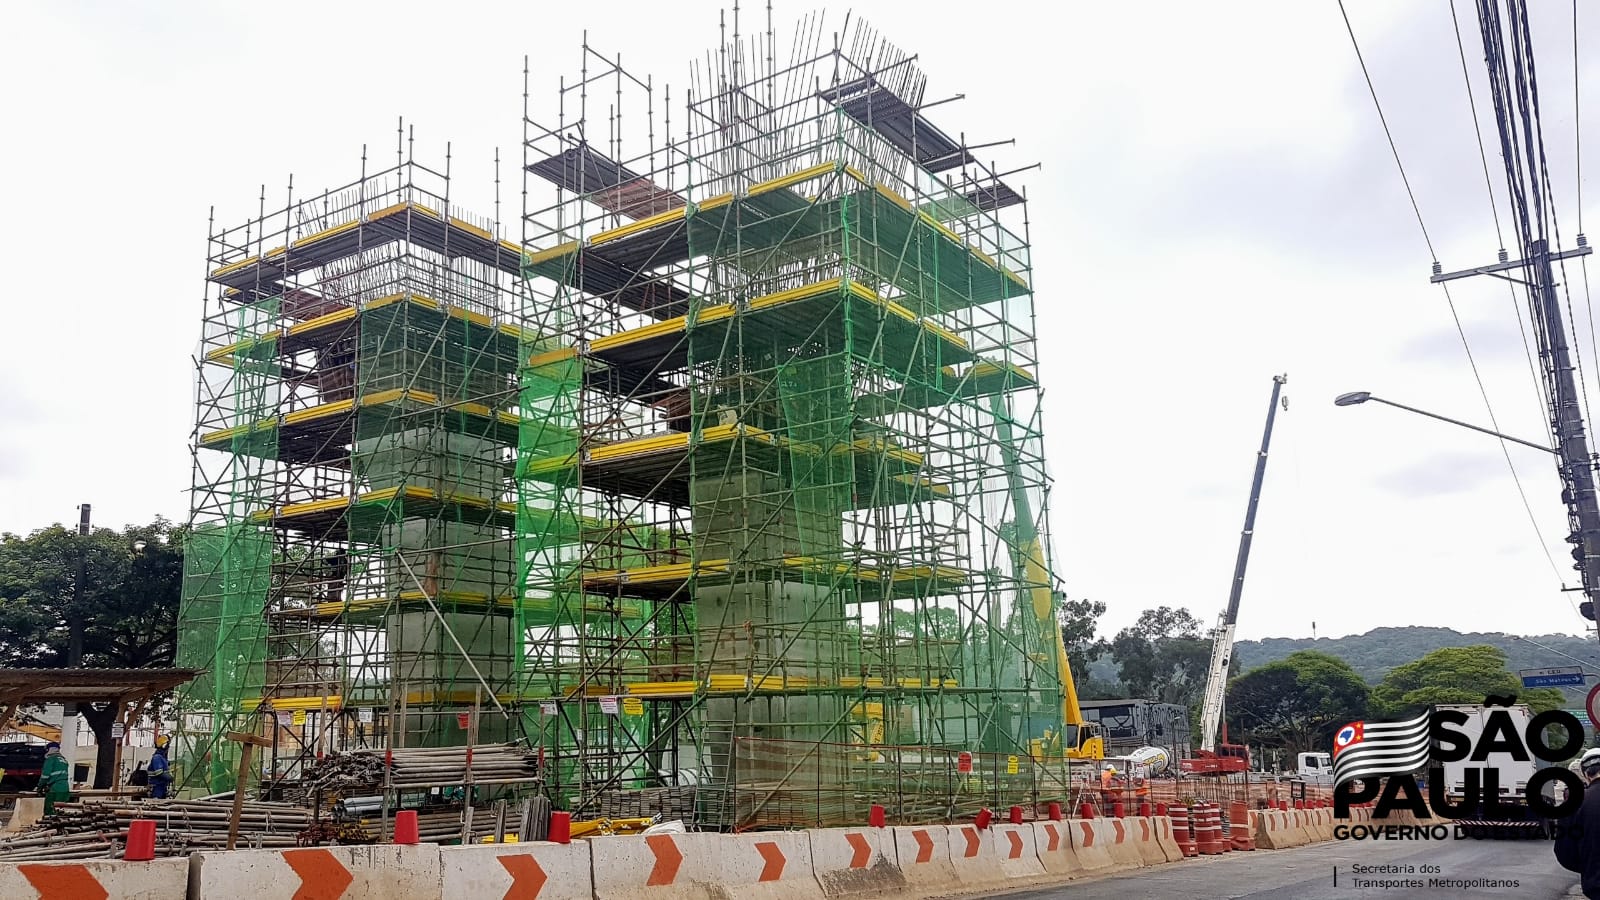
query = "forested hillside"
xmin=1235 ymin=626 xmax=1597 ymax=688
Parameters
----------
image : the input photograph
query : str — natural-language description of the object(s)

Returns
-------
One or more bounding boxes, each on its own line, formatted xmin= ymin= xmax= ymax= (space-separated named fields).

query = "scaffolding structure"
xmin=174 ymin=8 xmax=1070 ymax=830
xmin=176 ymin=142 xmax=530 ymax=793
xmin=515 ymin=11 xmax=1067 ymax=829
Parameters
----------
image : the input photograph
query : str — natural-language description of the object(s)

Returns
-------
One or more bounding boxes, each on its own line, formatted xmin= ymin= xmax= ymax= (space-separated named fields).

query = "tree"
xmin=0 ymin=518 xmax=184 ymax=788
xmin=1371 ymin=645 xmax=1565 ymax=717
xmin=1227 ymin=651 xmax=1371 ymax=757
xmin=1109 ymin=605 xmax=1217 ymax=709
xmin=1057 ymin=596 xmax=1109 ymax=689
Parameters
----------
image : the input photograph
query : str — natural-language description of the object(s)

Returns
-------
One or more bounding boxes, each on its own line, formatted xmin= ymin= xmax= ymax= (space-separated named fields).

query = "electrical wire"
xmin=1452 ymin=0 xmax=1552 ymax=439
xmin=1339 ymin=0 xmax=1567 ymax=587
xmin=1338 ymin=0 xmax=1438 ymax=262
xmin=1574 ymin=0 xmax=1600 ymax=458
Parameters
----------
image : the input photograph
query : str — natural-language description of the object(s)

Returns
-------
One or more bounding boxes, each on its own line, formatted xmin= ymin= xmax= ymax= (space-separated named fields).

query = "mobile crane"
xmin=1181 ymin=375 xmax=1287 ymax=774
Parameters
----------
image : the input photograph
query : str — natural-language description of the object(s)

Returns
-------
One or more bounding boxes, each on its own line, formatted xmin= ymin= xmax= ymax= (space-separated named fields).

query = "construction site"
xmin=0 ymin=9 xmax=1354 ymax=900
xmin=171 ymin=9 xmax=1073 ymax=834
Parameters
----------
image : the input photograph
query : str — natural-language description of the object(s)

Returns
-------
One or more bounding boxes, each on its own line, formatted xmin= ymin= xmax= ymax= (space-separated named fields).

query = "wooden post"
xmin=109 ymin=697 xmax=129 ymax=793
xmin=223 ymin=731 xmax=272 ymax=851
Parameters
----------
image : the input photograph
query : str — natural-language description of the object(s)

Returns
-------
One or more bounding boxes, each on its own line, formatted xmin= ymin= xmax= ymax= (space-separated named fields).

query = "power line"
xmin=1573 ymin=0 xmax=1600 ymax=462
xmin=1452 ymin=0 xmax=1553 ymax=441
xmin=1338 ymin=0 xmax=1567 ymax=587
xmin=1338 ymin=0 xmax=1437 ymax=262
xmin=1453 ymin=0 xmax=1507 ymax=248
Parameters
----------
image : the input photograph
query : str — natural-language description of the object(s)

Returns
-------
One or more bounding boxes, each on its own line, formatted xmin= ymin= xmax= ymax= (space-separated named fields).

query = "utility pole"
xmin=1433 ymin=246 xmax=1600 ymax=623
xmin=62 ymin=502 xmax=90 ymax=775
xmin=1433 ymin=246 xmax=1600 ymax=618
xmin=1447 ymin=1 xmax=1600 ymax=634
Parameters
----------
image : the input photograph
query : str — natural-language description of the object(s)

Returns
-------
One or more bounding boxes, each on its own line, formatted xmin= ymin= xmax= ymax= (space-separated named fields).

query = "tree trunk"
xmin=79 ymin=704 xmax=117 ymax=790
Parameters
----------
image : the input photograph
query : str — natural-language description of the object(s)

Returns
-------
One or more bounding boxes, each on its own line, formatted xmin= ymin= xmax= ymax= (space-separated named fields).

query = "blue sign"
xmin=1520 ymin=666 xmax=1586 ymax=688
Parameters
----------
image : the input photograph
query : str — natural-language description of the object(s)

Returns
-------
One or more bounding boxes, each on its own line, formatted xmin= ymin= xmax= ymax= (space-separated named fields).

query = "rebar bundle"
xmin=0 ymin=798 xmax=314 ymax=859
xmin=300 ymin=743 xmax=539 ymax=792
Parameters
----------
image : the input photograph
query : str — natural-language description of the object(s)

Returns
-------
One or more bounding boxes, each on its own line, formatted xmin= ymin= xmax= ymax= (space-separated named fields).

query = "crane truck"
xmin=990 ymin=392 xmax=1105 ymax=761
xmin=1182 ymin=375 xmax=1287 ymax=775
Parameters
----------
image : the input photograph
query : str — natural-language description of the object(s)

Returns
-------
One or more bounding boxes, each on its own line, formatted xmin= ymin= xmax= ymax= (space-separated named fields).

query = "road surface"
xmin=978 ymin=834 xmax=1581 ymax=899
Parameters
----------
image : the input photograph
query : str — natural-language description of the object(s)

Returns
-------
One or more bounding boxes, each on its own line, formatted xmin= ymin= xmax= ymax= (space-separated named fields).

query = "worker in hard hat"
xmin=36 ymin=742 xmax=69 ymax=814
xmin=1555 ymin=748 xmax=1600 ymax=897
xmin=1099 ymin=764 xmax=1122 ymax=814
xmin=147 ymin=735 xmax=172 ymax=799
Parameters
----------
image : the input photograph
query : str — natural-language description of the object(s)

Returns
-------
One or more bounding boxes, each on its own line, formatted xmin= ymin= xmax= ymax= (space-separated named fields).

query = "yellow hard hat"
xmin=155 ymin=735 xmax=169 ymax=748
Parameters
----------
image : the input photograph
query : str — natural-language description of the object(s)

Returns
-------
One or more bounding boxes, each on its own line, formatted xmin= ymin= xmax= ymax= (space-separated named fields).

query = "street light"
xmin=1331 ymin=391 xmax=1557 ymax=455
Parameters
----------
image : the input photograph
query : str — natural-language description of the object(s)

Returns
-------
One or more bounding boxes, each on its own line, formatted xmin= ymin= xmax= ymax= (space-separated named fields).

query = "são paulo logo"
xmin=1331 ymin=697 xmax=1585 ymax=821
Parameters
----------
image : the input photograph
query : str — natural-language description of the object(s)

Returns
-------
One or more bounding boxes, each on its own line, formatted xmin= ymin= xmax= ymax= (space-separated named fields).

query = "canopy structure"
xmin=0 ymin=668 xmax=199 ymax=737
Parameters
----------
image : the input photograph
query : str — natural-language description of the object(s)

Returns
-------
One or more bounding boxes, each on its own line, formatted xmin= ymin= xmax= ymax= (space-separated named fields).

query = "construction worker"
xmin=36 ymin=742 xmax=69 ymax=814
xmin=1099 ymin=764 xmax=1122 ymax=812
xmin=148 ymin=735 xmax=172 ymax=799
xmin=1555 ymin=748 xmax=1600 ymax=898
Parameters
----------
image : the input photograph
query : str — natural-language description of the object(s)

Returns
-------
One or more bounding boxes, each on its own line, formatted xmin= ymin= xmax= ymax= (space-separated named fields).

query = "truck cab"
xmin=1296 ymin=751 xmax=1332 ymax=783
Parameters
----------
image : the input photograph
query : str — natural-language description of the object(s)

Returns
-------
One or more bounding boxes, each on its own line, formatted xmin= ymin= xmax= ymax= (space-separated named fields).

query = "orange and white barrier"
xmin=715 ymin=830 xmax=818 ymax=900
xmin=1128 ymin=817 xmax=1167 ymax=865
xmin=440 ymin=840 xmax=591 ymax=900
xmin=590 ymin=832 xmax=717 ymax=900
xmin=1254 ymin=809 xmax=1297 ymax=850
xmin=1098 ymin=818 xmax=1146 ymax=870
xmin=944 ymin=824 xmax=1007 ymax=888
xmin=991 ymin=823 xmax=1046 ymax=881
xmin=189 ymin=845 xmax=441 ymax=900
xmin=1069 ymin=818 xmax=1116 ymax=873
xmin=0 ymin=858 xmax=188 ymax=900
xmin=1153 ymin=815 xmax=1185 ymax=862
xmin=891 ymin=825 xmax=958 ymax=894
xmin=810 ymin=827 xmax=903 ymax=898
xmin=1032 ymin=820 xmax=1085 ymax=877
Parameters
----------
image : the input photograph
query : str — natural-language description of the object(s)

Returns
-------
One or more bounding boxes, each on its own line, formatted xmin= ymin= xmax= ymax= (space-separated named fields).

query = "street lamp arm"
xmin=1353 ymin=395 xmax=1558 ymax=455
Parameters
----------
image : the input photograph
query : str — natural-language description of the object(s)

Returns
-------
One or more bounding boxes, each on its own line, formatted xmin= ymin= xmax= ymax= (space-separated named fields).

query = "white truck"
xmin=1295 ymin=751 xmax=1332 ymax=785
xmin=1434 ymin=703 xmax=1539 ymax=832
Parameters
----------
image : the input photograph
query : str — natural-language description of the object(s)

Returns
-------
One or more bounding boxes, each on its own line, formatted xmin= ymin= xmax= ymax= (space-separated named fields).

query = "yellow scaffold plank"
xmin=748 ymin=161 xmax=838 ymax=197
xmin=590 ymin=205 xmax=691 ymax=246
xmin=240 ymin=694 xmax=343 ymax=712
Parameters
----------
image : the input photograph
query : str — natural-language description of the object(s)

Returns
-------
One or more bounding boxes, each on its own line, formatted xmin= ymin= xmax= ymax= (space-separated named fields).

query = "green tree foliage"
xmin=1371 ymin=645 xmax=1565 ymax=717
xmin=1058 ymin=596 xmax=1109 ymax=690
xmin=1109 ymin=605 xmax=1216 ymax=707
xmin=0 ymin=518 xmax=184 ymax=787
xmin=1235 ymin=626 xmax=1600 ymax=688
xmin=1226 ymin=651 xmax=1370 ymax=756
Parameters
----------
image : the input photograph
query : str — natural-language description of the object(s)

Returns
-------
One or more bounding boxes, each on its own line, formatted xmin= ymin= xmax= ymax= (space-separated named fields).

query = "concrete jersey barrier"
xmin=189 ymin=844 xmax=441 ymax=900
xmin=1032 ymin=821 xmax=1084 ymax=878
xmin=809 ymin=827 xmax=904 ymax=898
xmin=1101 ymin=818 xmax=1146 ymax=870
xmin=590 ymin=832 xmax=719 ymax=900
xmin=1069 ymin=819 xmax=1115 ymax=873
xmin=1153 ymin=816 xmax=1183 ymax=862
xmin=945 ymin=824 xmax=1007 ymax=890
xmin=715 ymin=830 xmax=819 ymax=900
xmin=891 ymin=825 xmax=958 ymax=894
xmin=1128 ymin=817 xmax=1166 ymax=865
xmin=1 ymin=858 xmax=188 ymax=900
xmin=990 ymin=823 xmax=1045 ymax=882
xmin=439 ymin=840 xmax=592 ymax=900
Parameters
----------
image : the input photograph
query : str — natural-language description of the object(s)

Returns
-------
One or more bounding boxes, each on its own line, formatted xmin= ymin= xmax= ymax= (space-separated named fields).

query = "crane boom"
xmin=989 ymin=393 xmax=1102 ymax=759
xmin=1197 ymin=374 xmax=1287 ymax=754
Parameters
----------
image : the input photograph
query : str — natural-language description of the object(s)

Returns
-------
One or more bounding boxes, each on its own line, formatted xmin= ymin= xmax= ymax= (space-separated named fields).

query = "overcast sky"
xmin=3 ymin=2 xmax=1598 ymax=642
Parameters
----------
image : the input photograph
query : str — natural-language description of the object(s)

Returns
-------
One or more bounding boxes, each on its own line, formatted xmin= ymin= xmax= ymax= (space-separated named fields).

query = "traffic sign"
xmin=1520 ymin=666 xmax=1586 ymax=688
xmin=1588 ymin=683 xmax=1600 ymax=731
